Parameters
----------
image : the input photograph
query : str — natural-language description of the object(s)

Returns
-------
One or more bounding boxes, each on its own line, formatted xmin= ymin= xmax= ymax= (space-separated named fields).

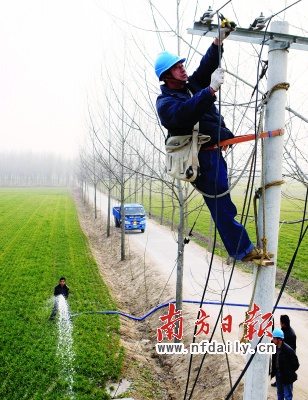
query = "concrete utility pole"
xmin=188 ymin=15 xmax=308 ymax=400
xmin=175 ymin=0 xmax=184 ymax=336
xmin=243 ymin=20 xmax=289 ymax=400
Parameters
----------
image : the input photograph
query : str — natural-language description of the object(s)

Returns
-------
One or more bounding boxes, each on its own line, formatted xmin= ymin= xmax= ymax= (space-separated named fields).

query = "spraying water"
xmin=56 ymin=294 xmax=75 ymax=398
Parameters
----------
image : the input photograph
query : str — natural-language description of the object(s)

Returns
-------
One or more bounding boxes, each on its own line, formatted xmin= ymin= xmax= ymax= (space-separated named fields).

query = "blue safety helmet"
xmin=272 ymin=328 xmax=284 ymax=339
xmin=154 ymin=51 xmax=186 ymax=80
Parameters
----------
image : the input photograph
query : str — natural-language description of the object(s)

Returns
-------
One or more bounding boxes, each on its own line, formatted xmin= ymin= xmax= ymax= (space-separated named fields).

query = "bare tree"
xmin=0 ymin=151 xmax=74 ymax=186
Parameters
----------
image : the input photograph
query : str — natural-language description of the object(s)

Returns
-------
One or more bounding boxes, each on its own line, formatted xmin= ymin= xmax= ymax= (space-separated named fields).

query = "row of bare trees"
xmin=0 ymin=151 xmax=75 ymax=186
xmin=77 ymin=0 xmax=307 ymax=252
xmin=76 ymin=3 xmax=308 ymax=346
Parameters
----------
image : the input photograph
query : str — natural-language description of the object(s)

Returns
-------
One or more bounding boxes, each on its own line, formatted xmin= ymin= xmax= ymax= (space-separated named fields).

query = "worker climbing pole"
xmin=188 ymin=5 xmax=308 ymax=399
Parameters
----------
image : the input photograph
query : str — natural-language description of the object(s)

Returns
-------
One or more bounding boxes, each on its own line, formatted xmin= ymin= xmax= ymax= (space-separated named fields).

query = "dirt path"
xmin=74 ymin=188 xmax=308 ymax=400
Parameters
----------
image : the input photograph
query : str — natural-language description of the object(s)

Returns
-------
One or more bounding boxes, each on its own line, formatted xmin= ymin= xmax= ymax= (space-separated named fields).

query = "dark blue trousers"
xmin=194 ymin=150 xmax=254 ymax=260
xmin=276 ymin=371 xmax=293 ymax=400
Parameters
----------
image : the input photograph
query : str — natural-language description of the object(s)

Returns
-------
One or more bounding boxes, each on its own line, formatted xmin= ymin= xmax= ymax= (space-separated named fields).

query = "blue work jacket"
xmin=156 ymin=43 xmax=234 ymax=147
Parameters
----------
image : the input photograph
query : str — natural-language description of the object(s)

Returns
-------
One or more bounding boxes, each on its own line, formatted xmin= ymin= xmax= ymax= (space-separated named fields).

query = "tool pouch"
xmin=165 ymin=130 xmax=210 ymax=182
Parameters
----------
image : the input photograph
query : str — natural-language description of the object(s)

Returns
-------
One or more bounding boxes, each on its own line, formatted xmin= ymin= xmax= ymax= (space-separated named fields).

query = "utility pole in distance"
xmin=188 ymin=15 xmax=308 ymax=400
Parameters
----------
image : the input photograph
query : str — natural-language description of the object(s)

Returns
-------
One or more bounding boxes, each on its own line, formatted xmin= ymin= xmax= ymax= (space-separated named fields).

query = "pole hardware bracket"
xmin=269 ymin=40 xmax=290 ymax=52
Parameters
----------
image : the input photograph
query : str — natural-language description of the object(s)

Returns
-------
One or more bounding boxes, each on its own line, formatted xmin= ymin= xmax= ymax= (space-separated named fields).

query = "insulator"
xmin=200 ymin=6 xmax=214 ymax=24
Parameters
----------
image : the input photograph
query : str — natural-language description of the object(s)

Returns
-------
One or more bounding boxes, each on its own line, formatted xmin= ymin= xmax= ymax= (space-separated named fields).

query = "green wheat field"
xmin=0 ymin=187 xmax=123 ymax=400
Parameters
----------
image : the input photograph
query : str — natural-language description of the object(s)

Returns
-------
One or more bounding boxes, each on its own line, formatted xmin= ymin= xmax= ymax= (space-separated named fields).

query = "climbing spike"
xmin=252 ymin=259 xmax=275 ymax=266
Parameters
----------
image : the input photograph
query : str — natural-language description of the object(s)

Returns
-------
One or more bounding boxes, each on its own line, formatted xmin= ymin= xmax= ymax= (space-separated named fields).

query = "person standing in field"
xmin=49 ymin=277 xmax=70 ymax=321
xmin=154 ymin=27 xmax=274 ymax=262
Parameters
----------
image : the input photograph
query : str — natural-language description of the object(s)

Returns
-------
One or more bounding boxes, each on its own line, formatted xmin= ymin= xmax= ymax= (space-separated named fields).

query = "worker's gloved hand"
xmin=210 ymin=68 xmax=224 ymax=92
xmin=216 ymin=21 xmax=236 ymax=42
xmin=218 ymin=27 xmax=232 ymax=41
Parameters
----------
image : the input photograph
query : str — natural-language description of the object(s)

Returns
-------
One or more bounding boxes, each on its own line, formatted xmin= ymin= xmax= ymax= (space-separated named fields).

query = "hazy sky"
xmin=0 ymin=0 xmax=108 ymax=157
xmin=0 ymin=0 xmax=307 ymax=159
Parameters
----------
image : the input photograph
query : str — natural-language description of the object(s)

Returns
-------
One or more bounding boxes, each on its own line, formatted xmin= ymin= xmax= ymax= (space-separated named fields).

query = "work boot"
xmin=241 ymin=247 xmax=274 ymax=262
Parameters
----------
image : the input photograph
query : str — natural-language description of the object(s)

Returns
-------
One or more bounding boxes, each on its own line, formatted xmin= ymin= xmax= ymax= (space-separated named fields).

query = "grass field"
xmin=0 ymin=188 xmax=123 ymax=400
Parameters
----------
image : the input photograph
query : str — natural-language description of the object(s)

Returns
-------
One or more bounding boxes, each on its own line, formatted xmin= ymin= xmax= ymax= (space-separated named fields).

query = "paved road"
xmin=88 ymin=188 xmax=308 ymax=399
